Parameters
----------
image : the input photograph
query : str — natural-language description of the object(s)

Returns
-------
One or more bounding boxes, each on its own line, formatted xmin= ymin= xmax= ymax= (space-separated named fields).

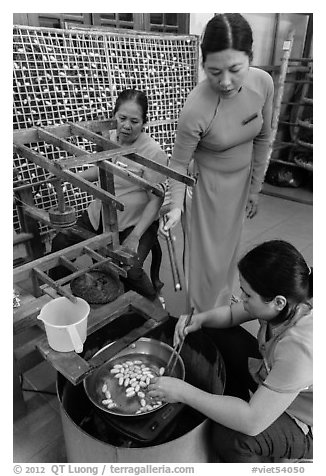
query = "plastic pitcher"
xmin=37 ymin=297 xmax=90 ymax=353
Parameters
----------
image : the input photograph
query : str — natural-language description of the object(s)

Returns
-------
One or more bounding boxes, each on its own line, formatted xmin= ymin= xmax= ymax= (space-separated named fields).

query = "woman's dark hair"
xmin=201 ymin=13 xmax=253 ymax=63
xmin=238 ymin=240 xmax=312 ymax=320
xmin=113 ymin=89 xmax=148 ymax=124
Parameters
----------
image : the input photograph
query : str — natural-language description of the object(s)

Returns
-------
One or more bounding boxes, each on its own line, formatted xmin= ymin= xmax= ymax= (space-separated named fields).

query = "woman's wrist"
xmin=162 ymin=206 xmax=182 ymax=216
xmin=170 ymin=379 xmax=190 ymax=404
xmin=178 ymin=381 xmax=197 ymax=405
xmin=129 ymin=230 xmax=141 ymax=240
xmin=195 ymin=312 xmax=206 ymax=328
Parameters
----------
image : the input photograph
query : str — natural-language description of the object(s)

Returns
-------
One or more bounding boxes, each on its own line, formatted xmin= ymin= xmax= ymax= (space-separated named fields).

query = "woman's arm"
xmin=149 ymin=379 xmax=299 ymax=436
xmin=250 ymin=73 xmax=275 ymax=196
xmin=191 ymin=301 xmax=255 ymax=330
xmin=120 ymin=193 xmax=163 ymax=252
xmin=246 ymin=74 xmax=274 ymax=219
xmin=174 ymin=301 xmax=256 ymax=345
xmin=162 ymin=85 xmax=219 ymax=233
xmin=78 ymin=166 xmax=99 ymax=182
xmin=124 ymin=143 xmax=167 ymax=248
xmin=131 ymin=193 xmax=163 ymax=239
xmin=181 ymin=381 xmax=298 ymax=436
xmin=161 ymin=109 xmax=203 ymax=233
xmin=168 ymin=85 xmax=216 ymax=211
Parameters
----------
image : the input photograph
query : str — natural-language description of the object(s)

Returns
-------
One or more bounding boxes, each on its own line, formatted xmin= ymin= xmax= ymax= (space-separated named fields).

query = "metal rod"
xmin=278 ymin=121 xmax=298 ymax=126
xmin=165 ymin=307 xmax=195 ymax=376
xmin=163 ymin=215 xmax=182 ymax=291
xmin=297 ymin=120 xmax=313 ymax=130
xmin=296 ymin=139 xmax=313 ymax=149
xmin=270 ymin=158 xmax=312 ymax=170
xmin=288 ymin=57 xmax=313 ymax=62
xmin=281 ymin=101 xmax=312 ymax=106
xmin=284 ymin=79 xmax=312 ymax=84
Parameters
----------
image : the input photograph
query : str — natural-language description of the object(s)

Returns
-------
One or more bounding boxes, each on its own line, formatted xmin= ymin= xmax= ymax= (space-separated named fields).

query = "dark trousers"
xmin=212 ymin=412 xmax=313 ymax=463
xmin=50 ymin=212 xmax=159 ymax=301
xmin=119 ymin=222 xmax=158 ymax=300
xmin=203 ymin=327 xmax=313 ymax=463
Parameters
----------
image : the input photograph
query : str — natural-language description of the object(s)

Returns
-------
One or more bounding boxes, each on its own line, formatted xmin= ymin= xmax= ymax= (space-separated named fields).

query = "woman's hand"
xmin=159 ymin=208 xmax=182 ymax=237
xmin=246 ymin=193 xmax=259 ymax=219
xmin=148 ymin=376 xmax=187 ymax=404
xmin=120 ymin=232 xmax=140 ymax=255
xmin=173 ymin=312 xmax=203 ymax=346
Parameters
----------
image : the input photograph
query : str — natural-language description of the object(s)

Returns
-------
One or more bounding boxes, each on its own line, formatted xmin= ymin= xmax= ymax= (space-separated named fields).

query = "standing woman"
xmin=161 ymin=14 xmax=274 ymax=312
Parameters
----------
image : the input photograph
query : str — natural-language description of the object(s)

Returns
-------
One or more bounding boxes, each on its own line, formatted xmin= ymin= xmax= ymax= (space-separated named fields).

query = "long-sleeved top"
xmin=87 ymin=131 xmax=168 ymax=232
xmin=168 ymin=67 xmax=274 ymax=311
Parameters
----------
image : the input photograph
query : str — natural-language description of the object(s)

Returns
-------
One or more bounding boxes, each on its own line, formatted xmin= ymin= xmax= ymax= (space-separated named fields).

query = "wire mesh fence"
xmin=13 ymin=25 xmax=199 ymax=236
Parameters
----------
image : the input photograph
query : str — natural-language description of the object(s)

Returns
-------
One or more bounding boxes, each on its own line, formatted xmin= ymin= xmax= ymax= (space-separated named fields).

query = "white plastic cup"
xmin=37 ymin=297 xmax=90 ymax=353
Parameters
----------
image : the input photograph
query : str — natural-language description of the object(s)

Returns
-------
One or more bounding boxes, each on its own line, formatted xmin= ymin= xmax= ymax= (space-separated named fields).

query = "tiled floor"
xmin=13 ymin=189 xmax=313 ymax=463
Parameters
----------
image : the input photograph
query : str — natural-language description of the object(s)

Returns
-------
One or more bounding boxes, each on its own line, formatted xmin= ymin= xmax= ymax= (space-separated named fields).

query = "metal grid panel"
xmin=13 ymin=25 xmax=199 ymax=235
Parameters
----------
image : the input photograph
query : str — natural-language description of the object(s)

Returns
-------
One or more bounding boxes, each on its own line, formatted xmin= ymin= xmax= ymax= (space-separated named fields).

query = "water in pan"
xmin=94 ymin=353 xmax=167 ymax=416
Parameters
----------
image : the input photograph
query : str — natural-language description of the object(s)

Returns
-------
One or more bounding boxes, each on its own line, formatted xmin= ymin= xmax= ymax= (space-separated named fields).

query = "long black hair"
xmin=201 ymin=13 xmax=253 ymax=63
xmin=113 ymin=89 xmax=148 ymax=124
xmin=238 ymin=240 xmax=313 ymax=321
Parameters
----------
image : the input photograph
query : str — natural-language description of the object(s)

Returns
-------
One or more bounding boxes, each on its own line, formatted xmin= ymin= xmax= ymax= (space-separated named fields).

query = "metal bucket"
xmin=58 ymin=374 xmax=213 ymax=463
xmin=57 ymin=318 xmax=225 ymax=462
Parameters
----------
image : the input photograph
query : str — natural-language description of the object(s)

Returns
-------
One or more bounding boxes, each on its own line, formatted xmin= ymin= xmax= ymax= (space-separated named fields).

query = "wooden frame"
xmin=13 ymin=13 xmax=190 ymax=35
xmin=13 ymin=120 xmax=194 ymax=262
xmin=20 ymin=289 xmax=169 ymax=385
xmin=13 ymin=118 xmax=195 ymax=382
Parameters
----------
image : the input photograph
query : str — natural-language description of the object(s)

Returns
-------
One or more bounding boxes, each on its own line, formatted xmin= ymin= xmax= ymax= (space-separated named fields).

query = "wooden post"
xmin=52 ymin=179 xmax=65 ymax=213
xmin=33 ymin=267 xmax=77 ymax=303
xmin=266 ymin=29 xmax=295 ymax=166
xmin=15 ymin=187 xmax=45 ymax=297
xmin=98 ymin=164 xmax=119 ymax=248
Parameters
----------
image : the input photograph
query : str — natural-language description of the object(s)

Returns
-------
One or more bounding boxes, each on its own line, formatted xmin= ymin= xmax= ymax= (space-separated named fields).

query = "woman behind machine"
xmin=149 ymin=240 xmax=313 ymax=462
xmin=50 ymin=88 xmax=168 ymax=301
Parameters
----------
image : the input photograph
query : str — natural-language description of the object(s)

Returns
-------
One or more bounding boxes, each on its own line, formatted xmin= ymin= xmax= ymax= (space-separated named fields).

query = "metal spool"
xmin=48 ymin=206 xmax=77 ymax=228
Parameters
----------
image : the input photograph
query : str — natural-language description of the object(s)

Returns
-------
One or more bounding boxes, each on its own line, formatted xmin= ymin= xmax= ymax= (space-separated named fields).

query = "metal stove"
xmin=56 ymin=297 xmax=225 ymax=450
xmin=97 ymin=402 xmax=185 ymax=444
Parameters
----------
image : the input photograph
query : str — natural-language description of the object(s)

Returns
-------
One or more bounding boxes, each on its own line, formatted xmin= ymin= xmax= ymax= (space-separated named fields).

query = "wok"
xmin=84 ymin=337 xmax=185 ymax=418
